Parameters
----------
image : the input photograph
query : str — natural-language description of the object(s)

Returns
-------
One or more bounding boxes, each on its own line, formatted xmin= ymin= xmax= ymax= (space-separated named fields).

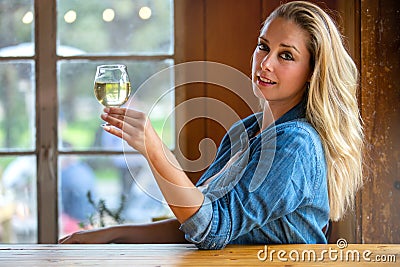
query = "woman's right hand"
xmin=100 ymin=107 xmax=162 ymax=158
xmin=59 ymin=228 xmax=114 ymax=244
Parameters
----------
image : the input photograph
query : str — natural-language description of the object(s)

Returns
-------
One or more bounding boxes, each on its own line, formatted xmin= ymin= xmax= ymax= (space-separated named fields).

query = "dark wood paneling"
xmin=174 ymin=0 xmax=207 ymax=182
xmin=175 ymin=0 xmax=263 ymax=182
xmin=204 ymin=0 xmax=262 ymax=162
xmin=360 ymin=0 xmax=400 ymax=243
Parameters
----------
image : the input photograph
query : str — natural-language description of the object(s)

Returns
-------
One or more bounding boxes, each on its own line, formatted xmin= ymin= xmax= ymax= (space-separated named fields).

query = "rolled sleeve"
xmin=180 ymin=195 xmax=231 ymax=250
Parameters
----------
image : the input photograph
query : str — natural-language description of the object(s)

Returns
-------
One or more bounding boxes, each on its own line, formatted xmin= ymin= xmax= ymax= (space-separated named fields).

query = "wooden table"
xmin=0 ymin=243 xmax=399 ymax=266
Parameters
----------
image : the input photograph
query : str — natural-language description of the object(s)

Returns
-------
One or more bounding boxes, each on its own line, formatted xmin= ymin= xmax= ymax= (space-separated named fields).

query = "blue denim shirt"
xmin=179 ymin=98 xmax=329 ymax=250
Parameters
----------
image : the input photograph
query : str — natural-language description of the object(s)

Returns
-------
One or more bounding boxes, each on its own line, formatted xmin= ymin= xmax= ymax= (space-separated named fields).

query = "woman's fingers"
xmin=101 ymin=112 xmax=144 ymax=137
xmin=101 ymin=107 xmax=154 ymax=154
xmin=102 ymin=108 xmax=147 ymax=129
xmin=102 ymin=124 xmax=123 ymax=139
xmin=104 ymin=107 xmax=145 ymax=120
xmin=103 ymin=107 xmax=125 ymax=115
xmin=58 ymin=234 xmax=80 ymax=244
xmin=58 ymin=235 xmax=68 ymax=244
xmin=101 ymin=113 xmax=122 ymax=128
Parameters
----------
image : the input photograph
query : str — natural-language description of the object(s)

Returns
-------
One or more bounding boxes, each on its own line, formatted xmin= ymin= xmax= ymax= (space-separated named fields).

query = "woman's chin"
xmin=252 ymin=86 xmax=266 ymax=100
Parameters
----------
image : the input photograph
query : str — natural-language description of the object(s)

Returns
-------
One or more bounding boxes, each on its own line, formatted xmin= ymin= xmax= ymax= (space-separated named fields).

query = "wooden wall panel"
xmin=174 ymin=0 xmax=207 ymax=181
xmin=204 ymin=0 xmax=261 ymax=164
xmin=175 ymin=0 xmax=263 ymax=182
xmin=360 ymin=0 xmax=400 ymax=243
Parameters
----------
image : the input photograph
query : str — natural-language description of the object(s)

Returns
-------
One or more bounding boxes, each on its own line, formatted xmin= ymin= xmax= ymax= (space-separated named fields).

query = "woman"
xmin=59 ymin=1 xmax=363 ymax=249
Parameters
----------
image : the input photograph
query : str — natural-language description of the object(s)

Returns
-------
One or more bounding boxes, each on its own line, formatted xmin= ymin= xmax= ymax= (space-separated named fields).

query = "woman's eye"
xmin=280 ymin=52 xmax=294 ymax=61
xmin=257 ymin=43 xmax=269 ymax=51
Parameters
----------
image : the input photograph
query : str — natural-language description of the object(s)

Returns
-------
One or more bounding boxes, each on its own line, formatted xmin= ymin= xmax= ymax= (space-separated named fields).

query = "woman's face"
xmin=252 ymin=17 xmax=312 ymax=110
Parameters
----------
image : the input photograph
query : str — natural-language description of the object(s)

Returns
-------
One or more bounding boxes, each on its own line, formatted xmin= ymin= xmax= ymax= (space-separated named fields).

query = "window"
xmin=0 ymin=0 xmax=174 ymax=243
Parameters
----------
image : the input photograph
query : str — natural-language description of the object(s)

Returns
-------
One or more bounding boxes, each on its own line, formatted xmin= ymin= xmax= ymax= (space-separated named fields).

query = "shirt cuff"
xmin=179 ymin=196 xmax=213 ymax=245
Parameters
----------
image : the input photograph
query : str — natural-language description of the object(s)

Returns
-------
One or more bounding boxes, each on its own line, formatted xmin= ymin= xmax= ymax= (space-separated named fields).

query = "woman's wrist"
xmin=107 ymin=225 xmax=132 ymax=243
xmin=145 ymin=137 xmax=168 ymax=164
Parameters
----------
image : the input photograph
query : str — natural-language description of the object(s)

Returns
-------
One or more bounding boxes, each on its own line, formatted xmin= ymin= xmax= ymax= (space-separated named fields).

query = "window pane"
xmin=57 ymin=0 xmax=173 ymax=55
xmin=58 ymin=154 xmax=171 ymax=237
xmin=0 ymin=0 xmax=34 ymax=56
xmin=0 ymin=156 xmax=37 ymax=243
xmin=0 ymin=61 xmax=35 ymax=151
xmin=58 ymin=60 xmax=175 ymax=151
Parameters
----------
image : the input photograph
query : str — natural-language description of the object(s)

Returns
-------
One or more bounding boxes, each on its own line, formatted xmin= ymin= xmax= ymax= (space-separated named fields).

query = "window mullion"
xmin=35 ymin=0 xmax=58 ymax=243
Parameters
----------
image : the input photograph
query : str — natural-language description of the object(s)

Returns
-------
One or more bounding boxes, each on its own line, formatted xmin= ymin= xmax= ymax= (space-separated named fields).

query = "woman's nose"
xmin=260 ymin=55 xmax=273 ymax=71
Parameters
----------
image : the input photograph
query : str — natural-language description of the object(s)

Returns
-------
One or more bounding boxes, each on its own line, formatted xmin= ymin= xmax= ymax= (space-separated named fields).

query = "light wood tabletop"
xmin=0 ymin=243 xmax=399 ymax=266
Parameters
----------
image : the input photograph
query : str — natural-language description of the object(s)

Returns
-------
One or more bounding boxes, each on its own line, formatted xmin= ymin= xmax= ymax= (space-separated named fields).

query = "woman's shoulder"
xmin=262 ymin=118 xmax=324 ymax=156
xmin=232 ymin=112 xmax=261 ymax=129
xmin=276 ymin=118 xmax=319 ymax=138
xmin=261 ymin=119 xmax=327 ymax=186
xmin=224 ymin=112 xmax=262 ymax=138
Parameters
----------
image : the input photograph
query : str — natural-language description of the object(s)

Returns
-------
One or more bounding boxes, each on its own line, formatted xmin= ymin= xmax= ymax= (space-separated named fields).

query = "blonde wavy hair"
xmin=264 ymin=1 xmax=364 ymax=221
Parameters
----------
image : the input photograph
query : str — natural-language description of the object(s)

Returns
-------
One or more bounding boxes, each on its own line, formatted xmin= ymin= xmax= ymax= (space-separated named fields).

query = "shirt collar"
xmin=247 ymin=96 xmax=307 ymax=137
xmin=274 ymin=96 xmax=307 ymax=125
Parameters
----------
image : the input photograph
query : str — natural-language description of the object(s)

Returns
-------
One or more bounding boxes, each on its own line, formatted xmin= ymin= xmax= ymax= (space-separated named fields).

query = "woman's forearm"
xmin=146 ymin=142 xmax=204 ymax=223
xmin=59 ymin=218 xmax=187 ymax=244
xmin=111 ymin=218 xmax=187 ymax=244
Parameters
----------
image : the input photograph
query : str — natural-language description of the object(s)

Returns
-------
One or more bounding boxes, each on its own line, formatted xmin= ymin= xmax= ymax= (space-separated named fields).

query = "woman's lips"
xmin=257 ymin=76 xmax=277 ymax=86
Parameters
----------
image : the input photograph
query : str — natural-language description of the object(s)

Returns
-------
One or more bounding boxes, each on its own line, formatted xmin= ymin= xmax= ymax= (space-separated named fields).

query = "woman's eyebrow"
xmin=280 ymin=43 xmax=300 ymax=54
xmin=258 ymin=37 xmax=300 ymax=54
xmin=258 ymin=37 xmax=268 ymax=43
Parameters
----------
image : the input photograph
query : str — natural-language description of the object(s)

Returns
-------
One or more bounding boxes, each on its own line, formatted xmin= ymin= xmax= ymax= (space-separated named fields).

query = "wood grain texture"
xmin=174 ymin=0 xmax=207 ymax=182
xmin=174 ymin=0 xmax=262 ymax=182
xmin=360 ymin=0 xmax=400 ymax=243
xmin=0 ymin=244 xmax=399 ymax=266
xmin=204 ymin=0 xmax=261 ymax=157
